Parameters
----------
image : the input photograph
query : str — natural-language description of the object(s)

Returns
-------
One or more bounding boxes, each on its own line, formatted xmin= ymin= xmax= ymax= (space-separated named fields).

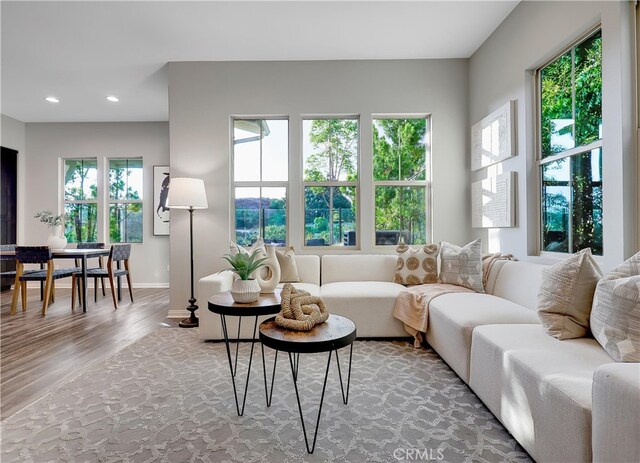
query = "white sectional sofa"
xmin=198 ymin=253 xmax=640 ymax=462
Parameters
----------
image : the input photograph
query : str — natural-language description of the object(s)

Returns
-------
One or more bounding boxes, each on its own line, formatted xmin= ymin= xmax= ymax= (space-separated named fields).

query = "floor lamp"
xmin=166 ymin=177 xmax=208 ymax=328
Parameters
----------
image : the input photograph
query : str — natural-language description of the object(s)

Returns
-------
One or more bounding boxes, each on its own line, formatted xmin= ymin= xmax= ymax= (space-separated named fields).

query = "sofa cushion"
xmin=488 ymin=260 xmax=545 ymax=310
xmin=537 ymin=248 xmax=602 ymax=340
xmin=276 ymin=282 xmax=319 ymax=297
xmin=321 ymin=255 xmax=397 ymax=284
xmin=425 ymin=293 xmax=540 ymax=383
xmin=320 ymin=281 xmax=406 ymax=337
xmin=470 ymin=324 xmax=614 ymax=463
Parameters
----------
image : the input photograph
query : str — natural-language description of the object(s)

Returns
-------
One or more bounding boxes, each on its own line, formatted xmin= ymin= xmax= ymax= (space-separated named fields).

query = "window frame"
xmin=301 ymin=114 xmax=361 ymax=250
xmin=108 ymin=157 xmax=144 ymax=244
xmin=62 ymin=157 xmax=100 ymax=244
xmin=230 ymin=116 xmax=290 ymax=246
xmin=371 ymin=114 xmax=432 ymax=249
xmin=535 ymin=26 xmax=603 ymax=257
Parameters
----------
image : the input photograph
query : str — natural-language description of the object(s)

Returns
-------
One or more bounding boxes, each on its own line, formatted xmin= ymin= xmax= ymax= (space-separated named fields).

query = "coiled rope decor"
xmin=275 ymin=283 xmax=329 ymax=331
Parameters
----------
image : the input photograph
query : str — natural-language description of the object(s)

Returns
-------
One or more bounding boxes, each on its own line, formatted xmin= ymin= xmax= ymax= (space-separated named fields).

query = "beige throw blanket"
xmin=394 ymin=252 xmax=516 ymax=347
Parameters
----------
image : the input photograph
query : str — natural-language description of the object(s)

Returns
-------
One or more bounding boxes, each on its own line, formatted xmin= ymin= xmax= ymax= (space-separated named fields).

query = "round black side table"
xmin=259 ymin=314 xmax=357 ymax=454
xmin=208 ymin=290 xmax=282 ymax=416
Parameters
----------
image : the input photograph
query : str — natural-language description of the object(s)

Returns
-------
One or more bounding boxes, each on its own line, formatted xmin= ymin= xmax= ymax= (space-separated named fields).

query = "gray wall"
xmin=168 ymin=60 xmax=469 ymax=317
xmin=1 ymin=114 xmax=26 ymax=243
xmin=24 ymin=122 xmax=170 ymax=286
xmin=469 ymin=1 xmax=637 ymax=271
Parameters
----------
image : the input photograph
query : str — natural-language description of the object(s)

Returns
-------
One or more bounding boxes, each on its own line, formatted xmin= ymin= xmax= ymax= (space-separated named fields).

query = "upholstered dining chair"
xmin=11 ymin=246 xmax=77 ymax=316
xmin=75 ymin=242 xmax=106 ymax=302
xmin=72 ymin=244 xmax=133 ymax=310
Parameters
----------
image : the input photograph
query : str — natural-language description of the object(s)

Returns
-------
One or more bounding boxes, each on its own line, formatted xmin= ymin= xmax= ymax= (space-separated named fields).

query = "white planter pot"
xmin=256 ymin=245 xmax=281 ymax=294
xmin=230 ymin=278 xmax=261 ymax=303
xmin=47 ymin=225 xmax=67 ymax=249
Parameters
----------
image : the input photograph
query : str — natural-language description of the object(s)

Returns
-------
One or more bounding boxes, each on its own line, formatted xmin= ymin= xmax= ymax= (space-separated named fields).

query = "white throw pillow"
xmin=591 ymin=252 xmax=640 ymax=362
xmin=537 ymin=248 xmax=602 ymax=340
xmin=393 ymin=243 xmax=439 ymax=285
xmin=275 ymin=246 xmax=301 ymax=283
xmin=439 ymin=239 xmax=484 ymax=293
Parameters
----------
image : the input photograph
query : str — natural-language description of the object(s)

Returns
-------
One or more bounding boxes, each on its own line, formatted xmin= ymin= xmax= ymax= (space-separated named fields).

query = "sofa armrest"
xmin=592 ymin=363 xmax=640 ymax=463
xmin=198 ymin=271 xmax=234 ymax=340
xmin=198 ymin=270 xmax=234 ymax=296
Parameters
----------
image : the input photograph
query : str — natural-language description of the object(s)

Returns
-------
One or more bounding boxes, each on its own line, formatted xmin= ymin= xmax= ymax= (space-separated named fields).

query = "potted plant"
xmin=34 ymin=210 xmax=69 ymax=249
xmin=222 ymin=247 xmax=268 ymax=303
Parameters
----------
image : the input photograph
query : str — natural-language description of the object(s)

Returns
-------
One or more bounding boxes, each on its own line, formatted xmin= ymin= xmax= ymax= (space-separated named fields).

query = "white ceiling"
xmin=1 ymin=1 xmax=519 ymax=123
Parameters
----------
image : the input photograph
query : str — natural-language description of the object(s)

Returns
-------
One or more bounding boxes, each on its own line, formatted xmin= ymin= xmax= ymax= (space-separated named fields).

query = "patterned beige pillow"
xmin=537 ymin=248 xmax=602 ymax=340
xmin=439 ymin=239 xmax=484 ymax=293
xmin=590 ymin=251 xmax=640 ymax=362
xmin=393 ymin=243 xmax=439 ymax=285
xmin=275 ymin=246 xmax=301 ymax=283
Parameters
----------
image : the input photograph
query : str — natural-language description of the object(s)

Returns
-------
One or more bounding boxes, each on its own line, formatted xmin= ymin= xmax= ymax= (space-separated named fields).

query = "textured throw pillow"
xmin=275 ymin=246 xmax=301 ymax=283
xmin=393 ymin=243 xmax=439 ymax=285
xmin=537 ymin=248 xmax=602 ymax=340
xmin=590 ymin=252 xmax=640 ymax=362
xmin=439 ymin=239 xmax=484 ymax=293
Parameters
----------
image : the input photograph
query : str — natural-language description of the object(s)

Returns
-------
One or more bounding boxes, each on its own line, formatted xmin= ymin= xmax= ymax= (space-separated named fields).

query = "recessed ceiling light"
xmin=106 ymin=96 xmax=119 ymax=102
xmin=45 ymin=96 xmax=59 ymax=103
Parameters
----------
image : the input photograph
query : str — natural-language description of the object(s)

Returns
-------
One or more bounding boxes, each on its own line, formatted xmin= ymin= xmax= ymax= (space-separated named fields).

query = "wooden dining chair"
xmin=11 ymin=246 xmax=77 ymax=316
xmin=72 ymin=244 xmax=133 ymax=309
xmin=75 ymin=242 xmax=106 ymax=302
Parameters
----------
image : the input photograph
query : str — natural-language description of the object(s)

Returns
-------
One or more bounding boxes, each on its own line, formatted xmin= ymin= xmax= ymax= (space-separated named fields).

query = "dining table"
xmin=0 ymin=248 xmax=110 ymax=313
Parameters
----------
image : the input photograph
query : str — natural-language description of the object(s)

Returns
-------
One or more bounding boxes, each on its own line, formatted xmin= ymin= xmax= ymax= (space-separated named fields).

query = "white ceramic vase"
xmin=230 ymin=278 xmax=261 ymax=303
xmin=256 ymin=245 xmax=281 ymax=294
xmin=47 ymin=225 xmax=67 ymax=249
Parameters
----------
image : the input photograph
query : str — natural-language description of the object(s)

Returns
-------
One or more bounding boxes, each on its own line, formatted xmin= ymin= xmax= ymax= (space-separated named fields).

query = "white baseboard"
xmin=167 ymin=309 xmax=194 ymax=319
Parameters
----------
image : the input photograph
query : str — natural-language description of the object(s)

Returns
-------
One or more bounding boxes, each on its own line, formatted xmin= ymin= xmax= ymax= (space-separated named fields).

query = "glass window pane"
xmin=304 ymin=186 xmax=356 ymax=246
xmin=235 ymin=187 xmax=260 ymax=246
xmin=375 ymin=186 xmax=426 ymax=245
xmin=64 ymin=159 xmax=97 ymax=201
xmin=261 ymin=120 xmax=288 ymax=182
xmin=541 ymin=149 xmax=602 ymax=256
xmin=109 ymin=159 xmax=143 ymax=200
xmin=373 ymin=119 xmax=427 ymax=181
xmin=571 ymin=148 xmax=602 ymax=255
xmin=262 ymin=187 xmax=287 ymax=245
xmin=303 ymin=119 xmax=358 ymax=182
xmin=109 ymin=203 xmax=143 ymax=243
xmin=542 ymin=158 xmax=570 ymax=253
xmin=575 ymin=31 xmax=602 ymax=147
xmin=64 ymin=203 xmax=98 ymax=243
xmin=540 ymin=51 xmax=574 ymax=157
xmin=233 ymin=120 xmax=261 ymax=182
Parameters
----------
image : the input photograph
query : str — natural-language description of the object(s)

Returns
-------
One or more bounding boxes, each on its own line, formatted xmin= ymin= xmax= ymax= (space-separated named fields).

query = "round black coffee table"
xmin=208 ymin=290 xmax=282 ymax=416
xmin=259 ymin=314 xmax=356 ymax=454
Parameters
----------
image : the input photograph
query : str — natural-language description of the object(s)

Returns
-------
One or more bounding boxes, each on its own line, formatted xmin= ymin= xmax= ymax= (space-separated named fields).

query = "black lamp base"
xmin=179 ymin=299 xmax=199 ymax=328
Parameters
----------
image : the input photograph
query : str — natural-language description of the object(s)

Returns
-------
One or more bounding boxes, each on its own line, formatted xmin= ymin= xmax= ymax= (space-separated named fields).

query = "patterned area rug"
xmin=1 ymin=329 xmax=531 ymax=463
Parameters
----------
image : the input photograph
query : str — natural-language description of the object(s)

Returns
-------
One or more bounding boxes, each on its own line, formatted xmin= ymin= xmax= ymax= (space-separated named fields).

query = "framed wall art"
xmin=153 ymin=165 xmax=170 ymax=235
xmin=471 ymin=100 xmax=516 ymax=171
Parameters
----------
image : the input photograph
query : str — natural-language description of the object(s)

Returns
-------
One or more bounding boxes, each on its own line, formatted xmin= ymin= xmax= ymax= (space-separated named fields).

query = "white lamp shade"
xmin=166 ymin=177 xmax=208 ymax=209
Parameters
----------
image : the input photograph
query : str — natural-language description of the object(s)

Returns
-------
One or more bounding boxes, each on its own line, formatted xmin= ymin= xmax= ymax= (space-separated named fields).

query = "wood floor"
xmin=0 ymin=286 xmax=176 ymax=421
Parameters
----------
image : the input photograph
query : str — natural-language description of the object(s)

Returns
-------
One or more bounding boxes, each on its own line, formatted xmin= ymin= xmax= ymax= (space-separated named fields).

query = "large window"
xmin=109 ymin=159 xmax=143 ymax=243
xmin=64 ymin=159 xmax=98 ymax=243
xmin=373 ymin=117 xmax=430 ymax=245
xmin=232 ymin=119 xmax=288 ymax=246
xmin=538 ymin=30 xmax=602 ymax=255
xmin=303 ymin=117 xmax=358 ymax=247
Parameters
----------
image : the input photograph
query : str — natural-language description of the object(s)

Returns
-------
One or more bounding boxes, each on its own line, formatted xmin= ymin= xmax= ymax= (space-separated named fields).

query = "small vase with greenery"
xmin=35 ymin=210 xmax=69 ymax=249
xmin=222 ymin=247 xmax=268 ymax=303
